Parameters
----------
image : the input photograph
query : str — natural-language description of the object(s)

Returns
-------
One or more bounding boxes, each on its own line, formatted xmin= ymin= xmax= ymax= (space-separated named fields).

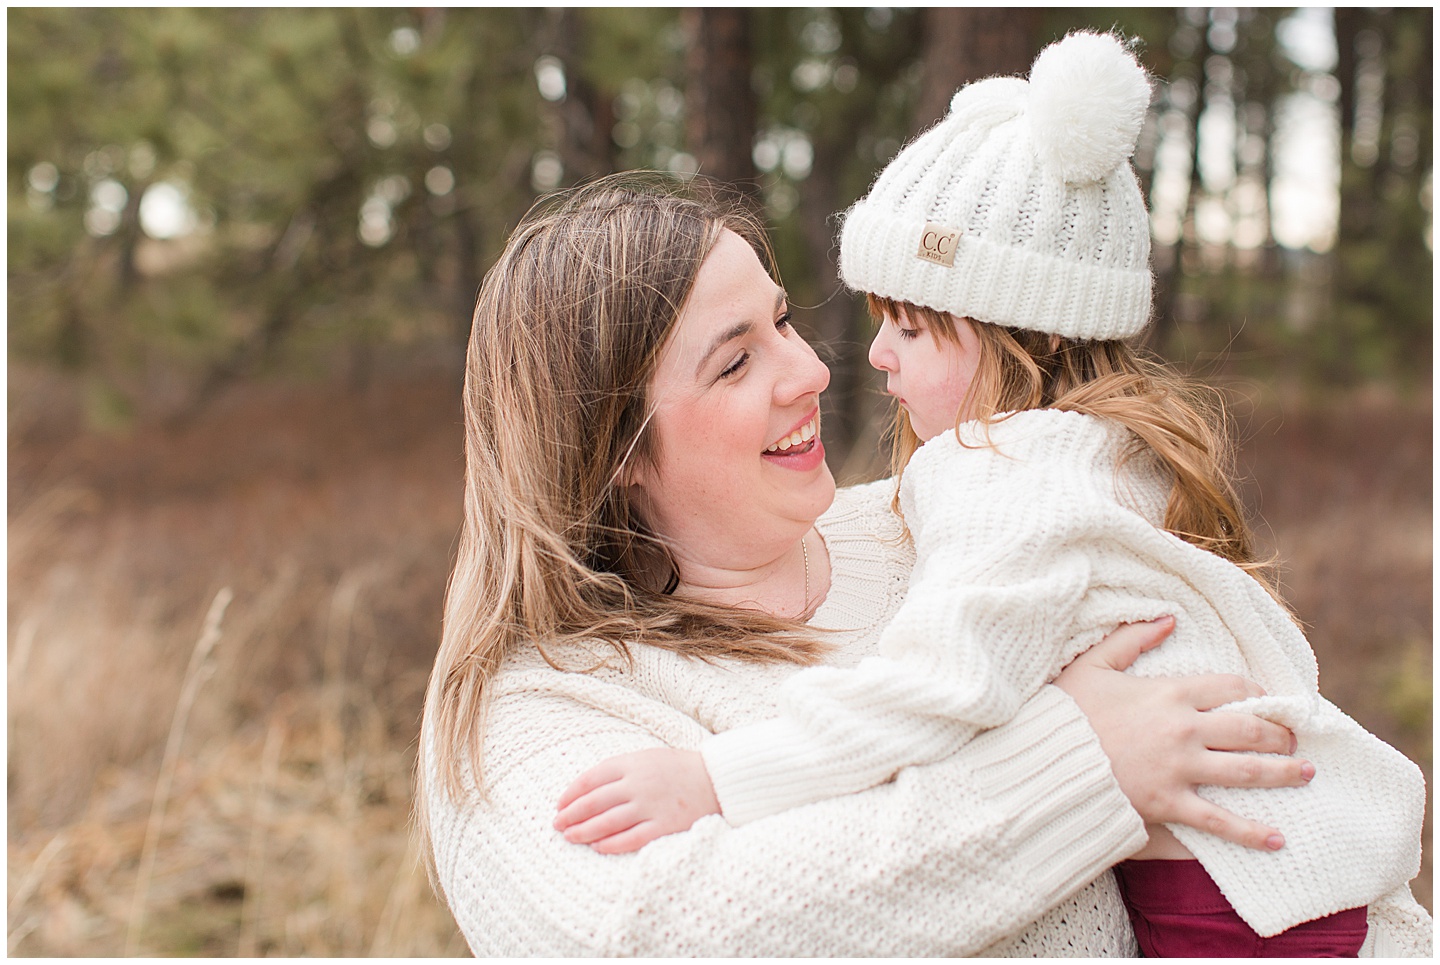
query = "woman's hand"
xmin=1055 ymin=617 xmax=1315 ymax=852
xmin=554 ymin=748 xmax=720 ymax=854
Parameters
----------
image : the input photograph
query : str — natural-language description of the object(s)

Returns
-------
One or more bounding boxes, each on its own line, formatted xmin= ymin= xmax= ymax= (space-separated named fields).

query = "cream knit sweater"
xmin=424 ymin=479 xmax=1153 ymax=956
xmin=700 ymin=409 xmax=1430 ymax=952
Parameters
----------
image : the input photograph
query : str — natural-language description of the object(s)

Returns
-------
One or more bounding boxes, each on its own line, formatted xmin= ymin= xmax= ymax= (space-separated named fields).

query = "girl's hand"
xmin=554 ymin=748 xmax=720 ymax=854
xmin=1055 ymin=617 xmax=1315 ymax=853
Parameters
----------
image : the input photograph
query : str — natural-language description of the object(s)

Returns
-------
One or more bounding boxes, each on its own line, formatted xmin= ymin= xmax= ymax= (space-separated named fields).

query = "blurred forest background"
xmin=7 ymin=7 xmax=1432 ymax=956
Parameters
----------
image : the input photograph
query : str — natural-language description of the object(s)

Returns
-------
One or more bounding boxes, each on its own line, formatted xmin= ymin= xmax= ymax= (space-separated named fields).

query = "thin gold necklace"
xmin=801 ymin=528 xmax=811 ymax=613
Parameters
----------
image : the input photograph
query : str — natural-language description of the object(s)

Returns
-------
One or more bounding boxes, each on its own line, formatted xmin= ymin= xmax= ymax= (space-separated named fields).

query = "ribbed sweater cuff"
xmin=964 ymin=685 xmax=1148 ymax=896
xmin=702 ymin=717 xmax=837 ymax=826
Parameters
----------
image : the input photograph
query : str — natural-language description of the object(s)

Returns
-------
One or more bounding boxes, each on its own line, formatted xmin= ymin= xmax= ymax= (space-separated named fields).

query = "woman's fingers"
xmin=1176 ymin=672 xmax=1267 ymax=711
xmin=1076 ymin=616 xmax=1175 ymax=672
xmin=1196 ymin=709 xmax=1297 ymax=756
xmin=1190 ymin=749 xmax=1315 ymax=790
xmin=1169 ymin=794 xmax=1286 ymax=853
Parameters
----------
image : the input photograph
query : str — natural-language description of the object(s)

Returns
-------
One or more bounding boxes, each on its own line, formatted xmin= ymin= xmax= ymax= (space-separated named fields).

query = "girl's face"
xmin=628 ymin=229 xmax=835 ymax=573
xmin=868 ymin=306 xmax=982 ymax=442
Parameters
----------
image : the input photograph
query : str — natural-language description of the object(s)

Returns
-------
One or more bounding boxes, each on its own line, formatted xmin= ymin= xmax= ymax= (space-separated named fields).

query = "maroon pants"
xmin=1112 ymin=859 xmax=1368 ymax=958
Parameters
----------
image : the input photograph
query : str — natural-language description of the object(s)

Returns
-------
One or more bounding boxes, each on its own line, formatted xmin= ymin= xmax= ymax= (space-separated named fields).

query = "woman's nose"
xmin=778 ymin=328 xmax=831 ymax=401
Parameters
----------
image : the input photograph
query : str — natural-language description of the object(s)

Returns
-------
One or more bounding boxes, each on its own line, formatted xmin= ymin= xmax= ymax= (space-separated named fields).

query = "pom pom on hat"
xmin=1027 ymin=31 xmax=1151 ymax=183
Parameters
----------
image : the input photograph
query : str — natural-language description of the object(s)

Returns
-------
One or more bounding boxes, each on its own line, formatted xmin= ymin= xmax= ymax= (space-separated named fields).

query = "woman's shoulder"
xmin=826 ymin=476 xmax=899 ymax=520
xmin=821 ymin=477 xmax=908 ymax=549
xmin=813 ymin=478 xmax=914 ymax=639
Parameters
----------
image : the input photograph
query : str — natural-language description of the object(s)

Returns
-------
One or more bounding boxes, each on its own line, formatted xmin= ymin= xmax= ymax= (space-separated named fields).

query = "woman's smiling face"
xmin=628 ymin=228 xmax=835 ymax=573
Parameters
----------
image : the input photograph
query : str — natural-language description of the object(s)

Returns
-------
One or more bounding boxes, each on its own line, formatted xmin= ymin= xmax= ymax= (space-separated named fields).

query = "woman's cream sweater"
xmin=699 ymin=409 xmax=1430 ymax=952
xmin=423 ymin=478 xmax=1150 ymax=956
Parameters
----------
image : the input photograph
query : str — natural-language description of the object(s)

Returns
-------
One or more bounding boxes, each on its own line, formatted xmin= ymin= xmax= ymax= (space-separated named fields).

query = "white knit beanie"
xmin=839 ymin=31 xmax=1155 ymax=340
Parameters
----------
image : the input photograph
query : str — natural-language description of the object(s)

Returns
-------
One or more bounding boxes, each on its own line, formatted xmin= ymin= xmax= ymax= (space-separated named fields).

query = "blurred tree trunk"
xmin=912 ymin=8 xmax=1042 ymax=131
xmin=1219 ymin=8 xmax=1279 ymax=268
xmin=1178 ymin=11 xmax=1215 ymax=275
xmin=555 ymin=9 xmax=618 ymax=184
xmin=1151 ymin=9 xmax=1211 ymax=335
xmin=1334 ymin=7 xmax=1375 ymax=241
xmin=1332 ymin=7 xmax=1433 ymax=374
xmin=683 ymin=8 xmax=757 ymax=190
xmin=1335 ymin=7 xmax=1360 ymax=157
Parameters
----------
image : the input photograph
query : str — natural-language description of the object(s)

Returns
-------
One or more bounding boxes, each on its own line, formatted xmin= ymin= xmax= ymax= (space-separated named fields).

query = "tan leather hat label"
xmin=916 ymin=222 xmax=960 ymax=267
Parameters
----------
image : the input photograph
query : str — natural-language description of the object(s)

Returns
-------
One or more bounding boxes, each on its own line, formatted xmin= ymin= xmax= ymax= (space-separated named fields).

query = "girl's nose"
xmin=868 ymin=325 xmax=896 ymax=373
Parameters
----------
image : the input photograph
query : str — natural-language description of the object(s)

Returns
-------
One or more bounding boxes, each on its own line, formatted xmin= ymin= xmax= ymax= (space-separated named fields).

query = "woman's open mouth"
xmin=761 ymin=413 xmax=825 ymax=471
xmin=764 ymin=415 xmax=818 ymax=454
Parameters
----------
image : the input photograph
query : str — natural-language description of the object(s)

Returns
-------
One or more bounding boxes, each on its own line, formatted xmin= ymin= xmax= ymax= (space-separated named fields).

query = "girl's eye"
xmin=719 ymin=351 xmax=749 ymax=379
xmin=776 ymin=310 xmax=793 ymax=331
xmin=889 ymin=314 xmax=921 ymax=340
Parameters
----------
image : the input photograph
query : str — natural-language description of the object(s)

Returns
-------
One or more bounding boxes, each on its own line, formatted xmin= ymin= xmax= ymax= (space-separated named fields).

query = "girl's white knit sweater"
xmin=700 ymin=409 xmax=1430 ymax=952
xmin=424 ymin=478 xmax=1151 ymax=956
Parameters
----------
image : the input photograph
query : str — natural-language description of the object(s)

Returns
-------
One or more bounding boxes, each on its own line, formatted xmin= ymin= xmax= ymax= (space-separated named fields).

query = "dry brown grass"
xmin=6 ymin=366 xmax=1431 ymax=955
xmin=8 ymin=366 xmax=468 ymax=955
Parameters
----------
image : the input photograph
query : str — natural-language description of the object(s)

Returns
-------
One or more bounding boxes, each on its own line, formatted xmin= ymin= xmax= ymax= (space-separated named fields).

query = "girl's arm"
xmin=556 ymin=515 xmax=1104 ymax=843
xmin=698 ymin=428 xmax=1160 ymax=826
xmin=551 ymin=458 xmax=1109 ymax=846
xmin=551 ymin=620 xmax=1306 ymax=856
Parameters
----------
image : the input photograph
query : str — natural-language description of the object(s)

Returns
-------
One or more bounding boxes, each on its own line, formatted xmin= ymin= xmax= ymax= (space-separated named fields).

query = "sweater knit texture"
xmin=424 ymin=479 xmax=1151 ymax=956
xmin=700 ymin=409 xmax=1430 ymax=952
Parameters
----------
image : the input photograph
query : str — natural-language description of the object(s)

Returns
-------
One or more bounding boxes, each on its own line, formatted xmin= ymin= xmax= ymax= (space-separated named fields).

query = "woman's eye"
xmin=776 ymin=310 xmax=793 ymax=331
xmin=719 ymin=351 xmax=749 ymax=379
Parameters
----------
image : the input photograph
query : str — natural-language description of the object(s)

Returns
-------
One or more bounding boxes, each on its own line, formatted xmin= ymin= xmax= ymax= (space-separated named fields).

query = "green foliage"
xmin=1382 ymin=638 xmax=1433 ymax=762
xmin=9 ymin=8 xmax=552 ymax=409
xmin=6 ymin=7 xmax=1432 ymax=425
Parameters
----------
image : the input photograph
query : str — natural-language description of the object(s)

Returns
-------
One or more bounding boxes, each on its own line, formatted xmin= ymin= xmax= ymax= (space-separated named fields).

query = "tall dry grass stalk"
xmin=237 ymin=712 xmax=285 ymax=957
xmin=126 ymin=586 xmax=234 ymax=955
xmin=7 ymin=831 xmax=69 ymax=953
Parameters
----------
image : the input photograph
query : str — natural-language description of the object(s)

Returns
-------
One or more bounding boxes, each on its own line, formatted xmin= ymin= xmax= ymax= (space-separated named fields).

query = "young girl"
xmin=553 ymin=32 xmax=1431 ymax=956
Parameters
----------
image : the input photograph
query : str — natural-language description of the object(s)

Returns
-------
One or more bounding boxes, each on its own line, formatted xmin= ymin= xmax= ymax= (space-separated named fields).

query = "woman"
xmin=418 ymin=173 xmax=1310 ymax=956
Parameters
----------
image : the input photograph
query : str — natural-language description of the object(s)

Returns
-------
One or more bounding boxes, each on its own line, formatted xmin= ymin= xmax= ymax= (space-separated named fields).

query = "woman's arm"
xmin=432 ymin=633 xmax=1308 ymax=956
xmin=429 ymin=675 xmax=1146 ymax=956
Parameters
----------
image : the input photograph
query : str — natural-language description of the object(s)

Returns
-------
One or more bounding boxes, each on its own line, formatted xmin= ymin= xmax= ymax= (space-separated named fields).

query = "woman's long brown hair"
xmin=419 ymin=176 xmax=826 ymax=862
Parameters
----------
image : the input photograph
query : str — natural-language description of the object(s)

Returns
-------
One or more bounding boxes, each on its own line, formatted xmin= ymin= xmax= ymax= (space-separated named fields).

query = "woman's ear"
xmin=619 ymin=458 xmax=653 ymax=520
xmin=618 ymin=453 xmax=649 ymax=492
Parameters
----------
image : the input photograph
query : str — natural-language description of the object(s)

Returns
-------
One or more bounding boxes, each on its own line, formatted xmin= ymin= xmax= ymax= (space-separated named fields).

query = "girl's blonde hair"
xmin=868 ymin=294 xmax=1282 ymax=596
xmin=420 ymin=175 xmax=824 ymax=841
